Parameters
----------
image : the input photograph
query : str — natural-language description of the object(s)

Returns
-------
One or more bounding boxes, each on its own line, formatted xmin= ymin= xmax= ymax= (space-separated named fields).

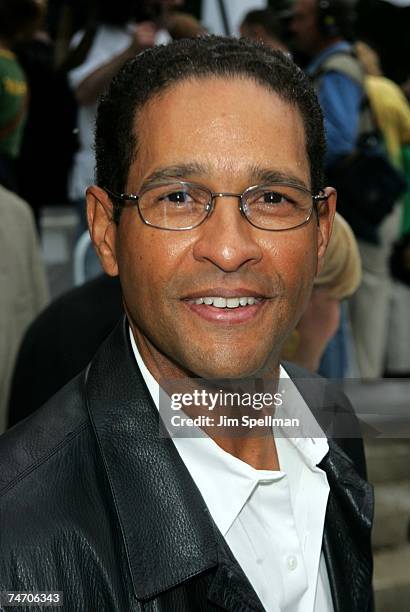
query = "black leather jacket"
xmin=0 ymin=318 xmax=374 ymax=612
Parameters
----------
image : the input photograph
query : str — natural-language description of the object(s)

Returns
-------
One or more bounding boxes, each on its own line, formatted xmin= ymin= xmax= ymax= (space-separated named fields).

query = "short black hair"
xmin=95 ymin=36 xmax=326 ymax=221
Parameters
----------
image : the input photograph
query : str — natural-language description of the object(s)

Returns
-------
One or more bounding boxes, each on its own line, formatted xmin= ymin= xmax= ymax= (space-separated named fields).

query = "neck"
xmin=213 ymin=431 xmax=280 ymax=471
xmin=129 ymin=320 xmax=281 ymax=471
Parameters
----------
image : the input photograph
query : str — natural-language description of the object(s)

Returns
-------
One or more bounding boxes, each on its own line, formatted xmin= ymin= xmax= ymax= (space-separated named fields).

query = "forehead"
xmin=129 ymin=76 xmax=310 ymax=189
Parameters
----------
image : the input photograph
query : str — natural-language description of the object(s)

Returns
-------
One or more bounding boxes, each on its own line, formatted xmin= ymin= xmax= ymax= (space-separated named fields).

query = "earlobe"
xmin=86 ymin=186 xmax=119 ymax=277
xmin=316 ymin=187 xmax=336 ymax=274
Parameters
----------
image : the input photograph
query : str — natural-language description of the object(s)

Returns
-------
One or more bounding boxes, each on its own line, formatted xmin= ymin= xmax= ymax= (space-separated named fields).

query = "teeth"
xmin=226 ymin=298 xmax=240 ymax=308
xmin=213 ymin=297 xmax=227 ymax=308
xmin=192 ymin=296 xmax=260 ymax=308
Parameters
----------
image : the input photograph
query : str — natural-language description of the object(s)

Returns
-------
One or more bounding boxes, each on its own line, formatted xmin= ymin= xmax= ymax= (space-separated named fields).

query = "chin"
xmin=187 ymin=356 xmax=269 ymax=381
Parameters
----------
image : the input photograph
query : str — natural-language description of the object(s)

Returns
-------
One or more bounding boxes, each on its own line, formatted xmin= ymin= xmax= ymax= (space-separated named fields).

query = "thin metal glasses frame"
xmin=104 ymin=180 xmax=329 ymax=231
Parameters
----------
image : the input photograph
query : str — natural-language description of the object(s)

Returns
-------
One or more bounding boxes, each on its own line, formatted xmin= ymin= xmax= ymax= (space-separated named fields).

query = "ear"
xmin=316 ymin=186 xmax=336 ymax=275
xmin=86 ymin=186 xmax=119 ymax=276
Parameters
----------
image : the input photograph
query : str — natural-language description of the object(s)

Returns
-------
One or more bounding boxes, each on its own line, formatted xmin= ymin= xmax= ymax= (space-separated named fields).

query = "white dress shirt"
xmin=129 ymin=330 xmax=334 ymax=612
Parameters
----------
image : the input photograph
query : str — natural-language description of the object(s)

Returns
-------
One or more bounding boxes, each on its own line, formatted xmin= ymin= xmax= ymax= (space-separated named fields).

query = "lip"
xmin=182 ymin=297 xmax=268 ymax=324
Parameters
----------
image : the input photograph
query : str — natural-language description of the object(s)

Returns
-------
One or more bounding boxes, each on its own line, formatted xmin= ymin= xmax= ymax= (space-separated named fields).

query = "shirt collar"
xmin=278 ymin=365 xmax=330 ymax=468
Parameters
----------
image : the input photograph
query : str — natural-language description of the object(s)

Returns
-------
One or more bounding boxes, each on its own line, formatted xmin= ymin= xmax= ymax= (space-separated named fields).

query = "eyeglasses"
xmin=104 ymin=180 xmax=328 ymax=231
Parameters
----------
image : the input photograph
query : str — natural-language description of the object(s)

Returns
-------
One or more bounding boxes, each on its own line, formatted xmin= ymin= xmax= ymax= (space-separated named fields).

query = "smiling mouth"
xmin=184 ymin=296 xmax=264 ymax=309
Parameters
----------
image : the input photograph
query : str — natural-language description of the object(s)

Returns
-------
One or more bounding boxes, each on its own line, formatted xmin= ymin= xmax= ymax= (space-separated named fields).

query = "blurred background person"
xmin=289 ymin=0 xmax=368 ymax=379
xmin=7 ymin=274 xmax=122 ymax=427
xmin=0 ymin=185 xmax=48 ymax=433
xmin=240 ymin=7 xmax=289 ymax=52
xmin=354 ymin=40 xmax=410 ymax=173
xmin=166 ymin=11 xmax=207 ymax=39
xmin=289 ymin=0 xmax=408 ymax=379
xmin=354 ymin=39 xmax=410 ymax=378
xmin=355 ymin=0 xmax=410 ymax=92
xmin=290 ymin=0 xmax=361 ymax=169
xmin=14 ymin=0 xmax=78 ymax=229
xmin=67 ymin=0 xmax=160 ymax=218
xmin=282 ymin=212 xmax=361 ymax=374
xmin=0 ymin=0 xmax=44 ymax=192
xmin=67 ymin=0 xmax=171 ymax=280
xmin=50 ymin=0 xmax=97 ymax=71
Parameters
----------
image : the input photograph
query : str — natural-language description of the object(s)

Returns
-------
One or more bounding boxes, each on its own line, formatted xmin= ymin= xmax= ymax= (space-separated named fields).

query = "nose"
xmin=192 ymin=195 xmax=263 ymax=272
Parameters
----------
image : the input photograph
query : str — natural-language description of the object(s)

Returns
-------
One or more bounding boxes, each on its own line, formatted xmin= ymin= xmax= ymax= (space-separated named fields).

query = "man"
xmin=0 ymin=37 xmax=373 ymax=611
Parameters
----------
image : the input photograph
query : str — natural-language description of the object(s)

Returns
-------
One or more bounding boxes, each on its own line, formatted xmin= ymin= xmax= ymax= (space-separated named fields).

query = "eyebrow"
xmin=142 ymin=163 xmax=208 ymax=186
xmin=141 ymin=163 xmax=310 ymax=192
xmin=247 ymin=166 xmax=310 ymax=191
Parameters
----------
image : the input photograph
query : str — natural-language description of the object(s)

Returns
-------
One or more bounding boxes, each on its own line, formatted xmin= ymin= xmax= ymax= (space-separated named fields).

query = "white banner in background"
xmin=201 ymin=0 xmax=268 ymax=36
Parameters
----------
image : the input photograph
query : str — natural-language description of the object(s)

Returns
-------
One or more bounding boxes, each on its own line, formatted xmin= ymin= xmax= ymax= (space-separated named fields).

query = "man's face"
xmin=290 ymin=0 xmax=322 ymax=56
xmin=88 ymin=76 xmax=334 ymax=380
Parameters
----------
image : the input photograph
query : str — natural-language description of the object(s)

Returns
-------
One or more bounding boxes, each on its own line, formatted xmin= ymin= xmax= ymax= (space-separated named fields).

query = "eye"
xmin=251 ymin=190 xmax=296 ymax=207
xmin=261 ymin=191 xmax=288 ymax=205
xmin=160 ymin=190 xmax=193 ymax=205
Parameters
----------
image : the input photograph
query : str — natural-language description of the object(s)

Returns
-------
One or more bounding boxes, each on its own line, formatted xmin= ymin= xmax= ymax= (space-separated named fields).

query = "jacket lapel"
xmin=85 ymin=317 xmax=263 ymax=611
xmin=208 ymin=529 xmax=265 ymax=612
xmin=286 ymin=363 xmax=374 ymax=612
xmin=320 ymin=441 xmax=374 ymax=612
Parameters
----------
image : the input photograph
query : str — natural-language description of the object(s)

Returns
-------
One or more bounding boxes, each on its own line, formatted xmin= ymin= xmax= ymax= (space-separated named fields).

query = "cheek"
xmin=262 ymin=230 xmax=317 ymax=287
xmin=262 ymin=231 xmax=318 ymax=329
xmin=117 ymin=224 xmax=193 ymax=304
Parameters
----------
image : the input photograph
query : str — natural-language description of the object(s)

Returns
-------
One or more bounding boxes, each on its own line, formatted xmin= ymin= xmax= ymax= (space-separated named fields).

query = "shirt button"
xmin=287 ymin=555 xmax=298 ymax=571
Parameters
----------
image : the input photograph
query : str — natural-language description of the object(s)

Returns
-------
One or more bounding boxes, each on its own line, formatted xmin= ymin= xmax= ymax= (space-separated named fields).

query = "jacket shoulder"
xmin=0 ymin=371 xmax=89 ymax=495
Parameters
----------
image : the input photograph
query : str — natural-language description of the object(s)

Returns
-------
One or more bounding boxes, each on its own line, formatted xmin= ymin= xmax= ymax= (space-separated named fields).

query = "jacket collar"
xmin=321 ymin=441 xmax=374 ymax=612
xmin=85 ymin=316 xmax=218 ymax=600
xmin=85 ymin=317 xmax=373 ymax=611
